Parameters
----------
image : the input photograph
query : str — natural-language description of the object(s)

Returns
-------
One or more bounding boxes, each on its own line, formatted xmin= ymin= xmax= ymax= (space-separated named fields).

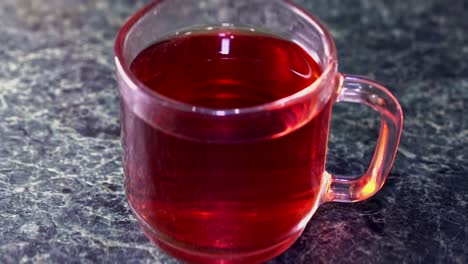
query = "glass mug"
xmin=114 ymin=0 xmax=403 ymax=263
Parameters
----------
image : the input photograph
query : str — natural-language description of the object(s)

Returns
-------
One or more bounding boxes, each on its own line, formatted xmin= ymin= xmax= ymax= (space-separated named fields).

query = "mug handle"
xmin=324 ymin=74 xmax=403 ymax=203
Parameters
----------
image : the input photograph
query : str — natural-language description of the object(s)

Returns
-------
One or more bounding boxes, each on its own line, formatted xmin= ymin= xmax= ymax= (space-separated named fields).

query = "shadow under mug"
xmin=114 ymin=0 xmax=403 ymax=263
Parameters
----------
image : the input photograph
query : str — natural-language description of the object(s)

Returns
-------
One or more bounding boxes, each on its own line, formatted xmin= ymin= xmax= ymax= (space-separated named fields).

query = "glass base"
xmin=140 ymin=224 xmax=303 ymax=264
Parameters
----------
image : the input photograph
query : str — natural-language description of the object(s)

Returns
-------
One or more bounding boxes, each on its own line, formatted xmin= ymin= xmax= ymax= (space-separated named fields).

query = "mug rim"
xmin=114 ymin=0 xmax=338 ymax=116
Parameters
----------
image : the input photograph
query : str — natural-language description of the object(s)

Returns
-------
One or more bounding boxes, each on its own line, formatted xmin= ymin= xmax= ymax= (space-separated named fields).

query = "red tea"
xmin=123 ymin=29 xmax=333 ymax=262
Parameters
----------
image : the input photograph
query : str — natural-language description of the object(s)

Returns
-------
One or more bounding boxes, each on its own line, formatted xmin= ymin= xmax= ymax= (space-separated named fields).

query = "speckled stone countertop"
xmin=0 ymin=0 xmax=466 ymax=263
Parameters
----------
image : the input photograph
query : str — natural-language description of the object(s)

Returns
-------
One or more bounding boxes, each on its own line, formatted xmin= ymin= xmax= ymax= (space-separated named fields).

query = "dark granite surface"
xmin=0 ymin=0 xmax=466 ymax=263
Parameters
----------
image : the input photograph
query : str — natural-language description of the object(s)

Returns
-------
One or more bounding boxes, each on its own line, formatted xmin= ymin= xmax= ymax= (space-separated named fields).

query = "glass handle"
xmin=324 ymin=74 xmax=403 ymax=203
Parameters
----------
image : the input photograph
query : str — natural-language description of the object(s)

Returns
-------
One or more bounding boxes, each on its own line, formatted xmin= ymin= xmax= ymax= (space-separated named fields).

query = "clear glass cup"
xmin=114 ymin=0 xmax=403 ymax=263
